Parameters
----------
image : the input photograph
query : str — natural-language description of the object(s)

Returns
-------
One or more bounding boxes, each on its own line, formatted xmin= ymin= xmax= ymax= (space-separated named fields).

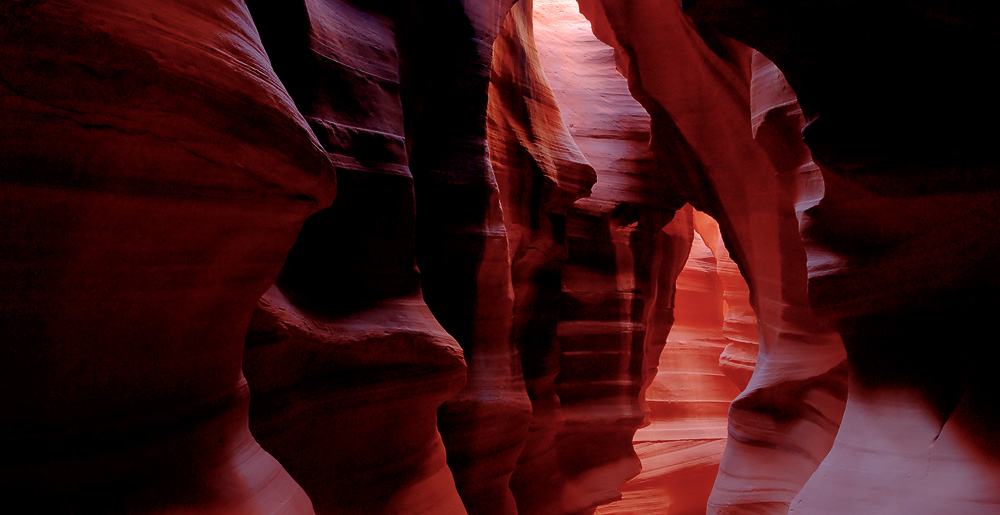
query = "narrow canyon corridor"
xmin=596 ymin=209 xmax=756 ymax=515
xmin=3 ymin=1 xmax=999 ymax=514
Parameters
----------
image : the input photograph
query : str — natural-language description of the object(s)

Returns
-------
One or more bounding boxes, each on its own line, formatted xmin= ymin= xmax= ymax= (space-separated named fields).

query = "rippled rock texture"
xmin=573 ymin=0 xmax=849 ymax=512
xmin=504 ymin=1 xmax=702 ymax=512
xmin=244 ymin=1 xmax=536 ymax=514
xmin=597 ymin=205 xmax=754 ymax=515
xmin=489 ymin=3 xmax=598 ymax=513
xmin=688 ymin=1 xmax=1000 ymax=512
xmin=1 ymin=1 xmax=333 ymax=512
xmin=397 ymin=3 xmax=532 ymax=514
xmin=5 ymin=0 xmax=998 ymax=513
xmin=240 ymin=2 xmax=467 ymax=513
xmin=3 ymin=1 xmax=526 ymax=513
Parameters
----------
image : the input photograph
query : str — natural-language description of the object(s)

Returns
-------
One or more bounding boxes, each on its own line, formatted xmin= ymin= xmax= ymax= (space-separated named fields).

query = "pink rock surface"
xmin=528 ymin=1 xmax=703 ymax=512
xmin=598 ymin=206 xmax=752 ymax=515
xmin=488 ymin=3 xmax=600 ymax=513
xmin=694 ymin=212 xmax=759 ymax=392
xmin=571 ymin=0 xmax=849 ymax=511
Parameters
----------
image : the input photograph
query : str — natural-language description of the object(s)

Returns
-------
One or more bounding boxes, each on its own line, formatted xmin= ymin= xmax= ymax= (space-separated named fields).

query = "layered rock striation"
xmin=1 ymin=1 xmax=334 ymax=512
xmin=688 ymin=1 xmax=1000 ymax=512
xmin=5 ymin=0 xmax=998 ymax=513
xmin=3 ymin=1 xmax=531 ymax=513
xmin=395 ymin=2 xmax=533 ymax=513
xmin=572 ymin=1 xmax=849 ymax=512
xmin=598 ymin=205 xmax=756 ymax=515
xmin=240 ymin=2 xmax=467 ymax=513
xmin=488 ymin=3 xmax=600 ymax=513
xmin=506 ymin=1 xmax=736 ymax=512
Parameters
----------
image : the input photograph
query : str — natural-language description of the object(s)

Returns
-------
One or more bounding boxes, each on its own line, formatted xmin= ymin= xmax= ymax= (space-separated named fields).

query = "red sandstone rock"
xmin=599 ymin=205 xmax=752 ymax=515
xmin=8 ymin=0 xmax=997 ymax=513
xmin=239 ymin=2 xmax=468 ymax=513
xmin=642 ymin=210 xmax=756 ymax=433
xmin=245 ymin=290 xmax=466 ymax=515
xmin=573 ymin=1 xmax=849 ymax=512
xmin=688 ymin=1 xmax=1000 ymax=512
xmin=395 ymin=2 xmax=533 ymax=514
xmin=521 ymin=1 xmax=703 ymax=512
xmin=693 ymin=212 xmax=759 ymax=391
xmin=0 ymin=1 xmax=334 ymax=512
xmin=488 ymin=3 xmax=599 ymax=513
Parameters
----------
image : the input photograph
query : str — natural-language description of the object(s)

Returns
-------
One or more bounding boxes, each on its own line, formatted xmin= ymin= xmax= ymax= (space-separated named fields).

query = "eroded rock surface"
xmin=598 ymin=206 xmax=754 ymax=515
xmin=572 ymin=1 xmax=849 ymax=512
xmin=1 ymin=1 xmax=334 ymax=512
xmin=240 ymin=2 xmax=467 ymax=513
xmin=488 ymin=3 xmax=599 ymax=513
xmin=6 ymin=0 xmax=998 ymax=513
xmin=396 ymin=3 xmax=533 ymax=514
xmin=688 ymin=1 xmax=1000 ymax=512
xmin=516 ymin=1 xmax=695 ymax=512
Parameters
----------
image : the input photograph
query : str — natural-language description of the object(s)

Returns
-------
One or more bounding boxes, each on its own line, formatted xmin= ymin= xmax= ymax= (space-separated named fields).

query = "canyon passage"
xmin=2 ymin=0 xmax=998 ymax=514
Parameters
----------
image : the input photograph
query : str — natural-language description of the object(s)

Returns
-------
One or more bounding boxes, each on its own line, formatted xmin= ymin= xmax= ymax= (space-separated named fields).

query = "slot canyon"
xmin=1 ymin=0 xmax=997 ymax=513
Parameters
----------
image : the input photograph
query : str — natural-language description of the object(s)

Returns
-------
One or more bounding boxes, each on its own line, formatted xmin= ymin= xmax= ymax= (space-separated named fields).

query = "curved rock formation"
xmin=571 ymin=1 xmax=849 ymax=512
xmin=250 ymin=2 xmax=535 ymax=513
xmin=516 ymin=1 xmax=705 ymax=512
xmin=695 ymin=212 xmax=759 ymax=392
xmin=0 ymin=1 xmax=334 ymax=512
xmin=239 ymin=2 xmax=468 ymax=513
xmin=396 ymin=2 xmax=532 ymax=514
xmin=599 ymin=205 xmax=756 ymax=515
xmin=488 ymin=2 xmax=599 ymax=513
xmin=687 ymin=1 xmax=1000 ymax=512
xmin=7 ymin=0 xmax=997 ymax=513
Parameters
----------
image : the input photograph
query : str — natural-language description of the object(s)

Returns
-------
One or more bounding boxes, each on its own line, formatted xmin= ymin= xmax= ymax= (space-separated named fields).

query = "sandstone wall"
xmin=688 ymin=1 xmax=1000 ymax=512
xmin=572 ymin=1 xmax=849 ymax=512
xmin=1 ymin=1 xmax=334 ymax=512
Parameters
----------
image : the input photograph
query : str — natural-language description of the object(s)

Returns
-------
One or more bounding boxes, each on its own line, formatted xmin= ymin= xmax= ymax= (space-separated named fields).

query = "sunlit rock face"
xmin=508 ymin=1 xmax=756 ymax=513
xmin=524 ymin=1 xmax=705 ymax=513
xmin=0 ymin=1 xmax=333 ymax=512
xmin=488 ymin=3 xmax=600 ymax=513
xmin=598 ymin=205 xmax=756 ymax=515
xmin=571 ymin=0 xmax=849 ymax=512
xmin=688 ymin=1 xmax=1000 ymax=512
